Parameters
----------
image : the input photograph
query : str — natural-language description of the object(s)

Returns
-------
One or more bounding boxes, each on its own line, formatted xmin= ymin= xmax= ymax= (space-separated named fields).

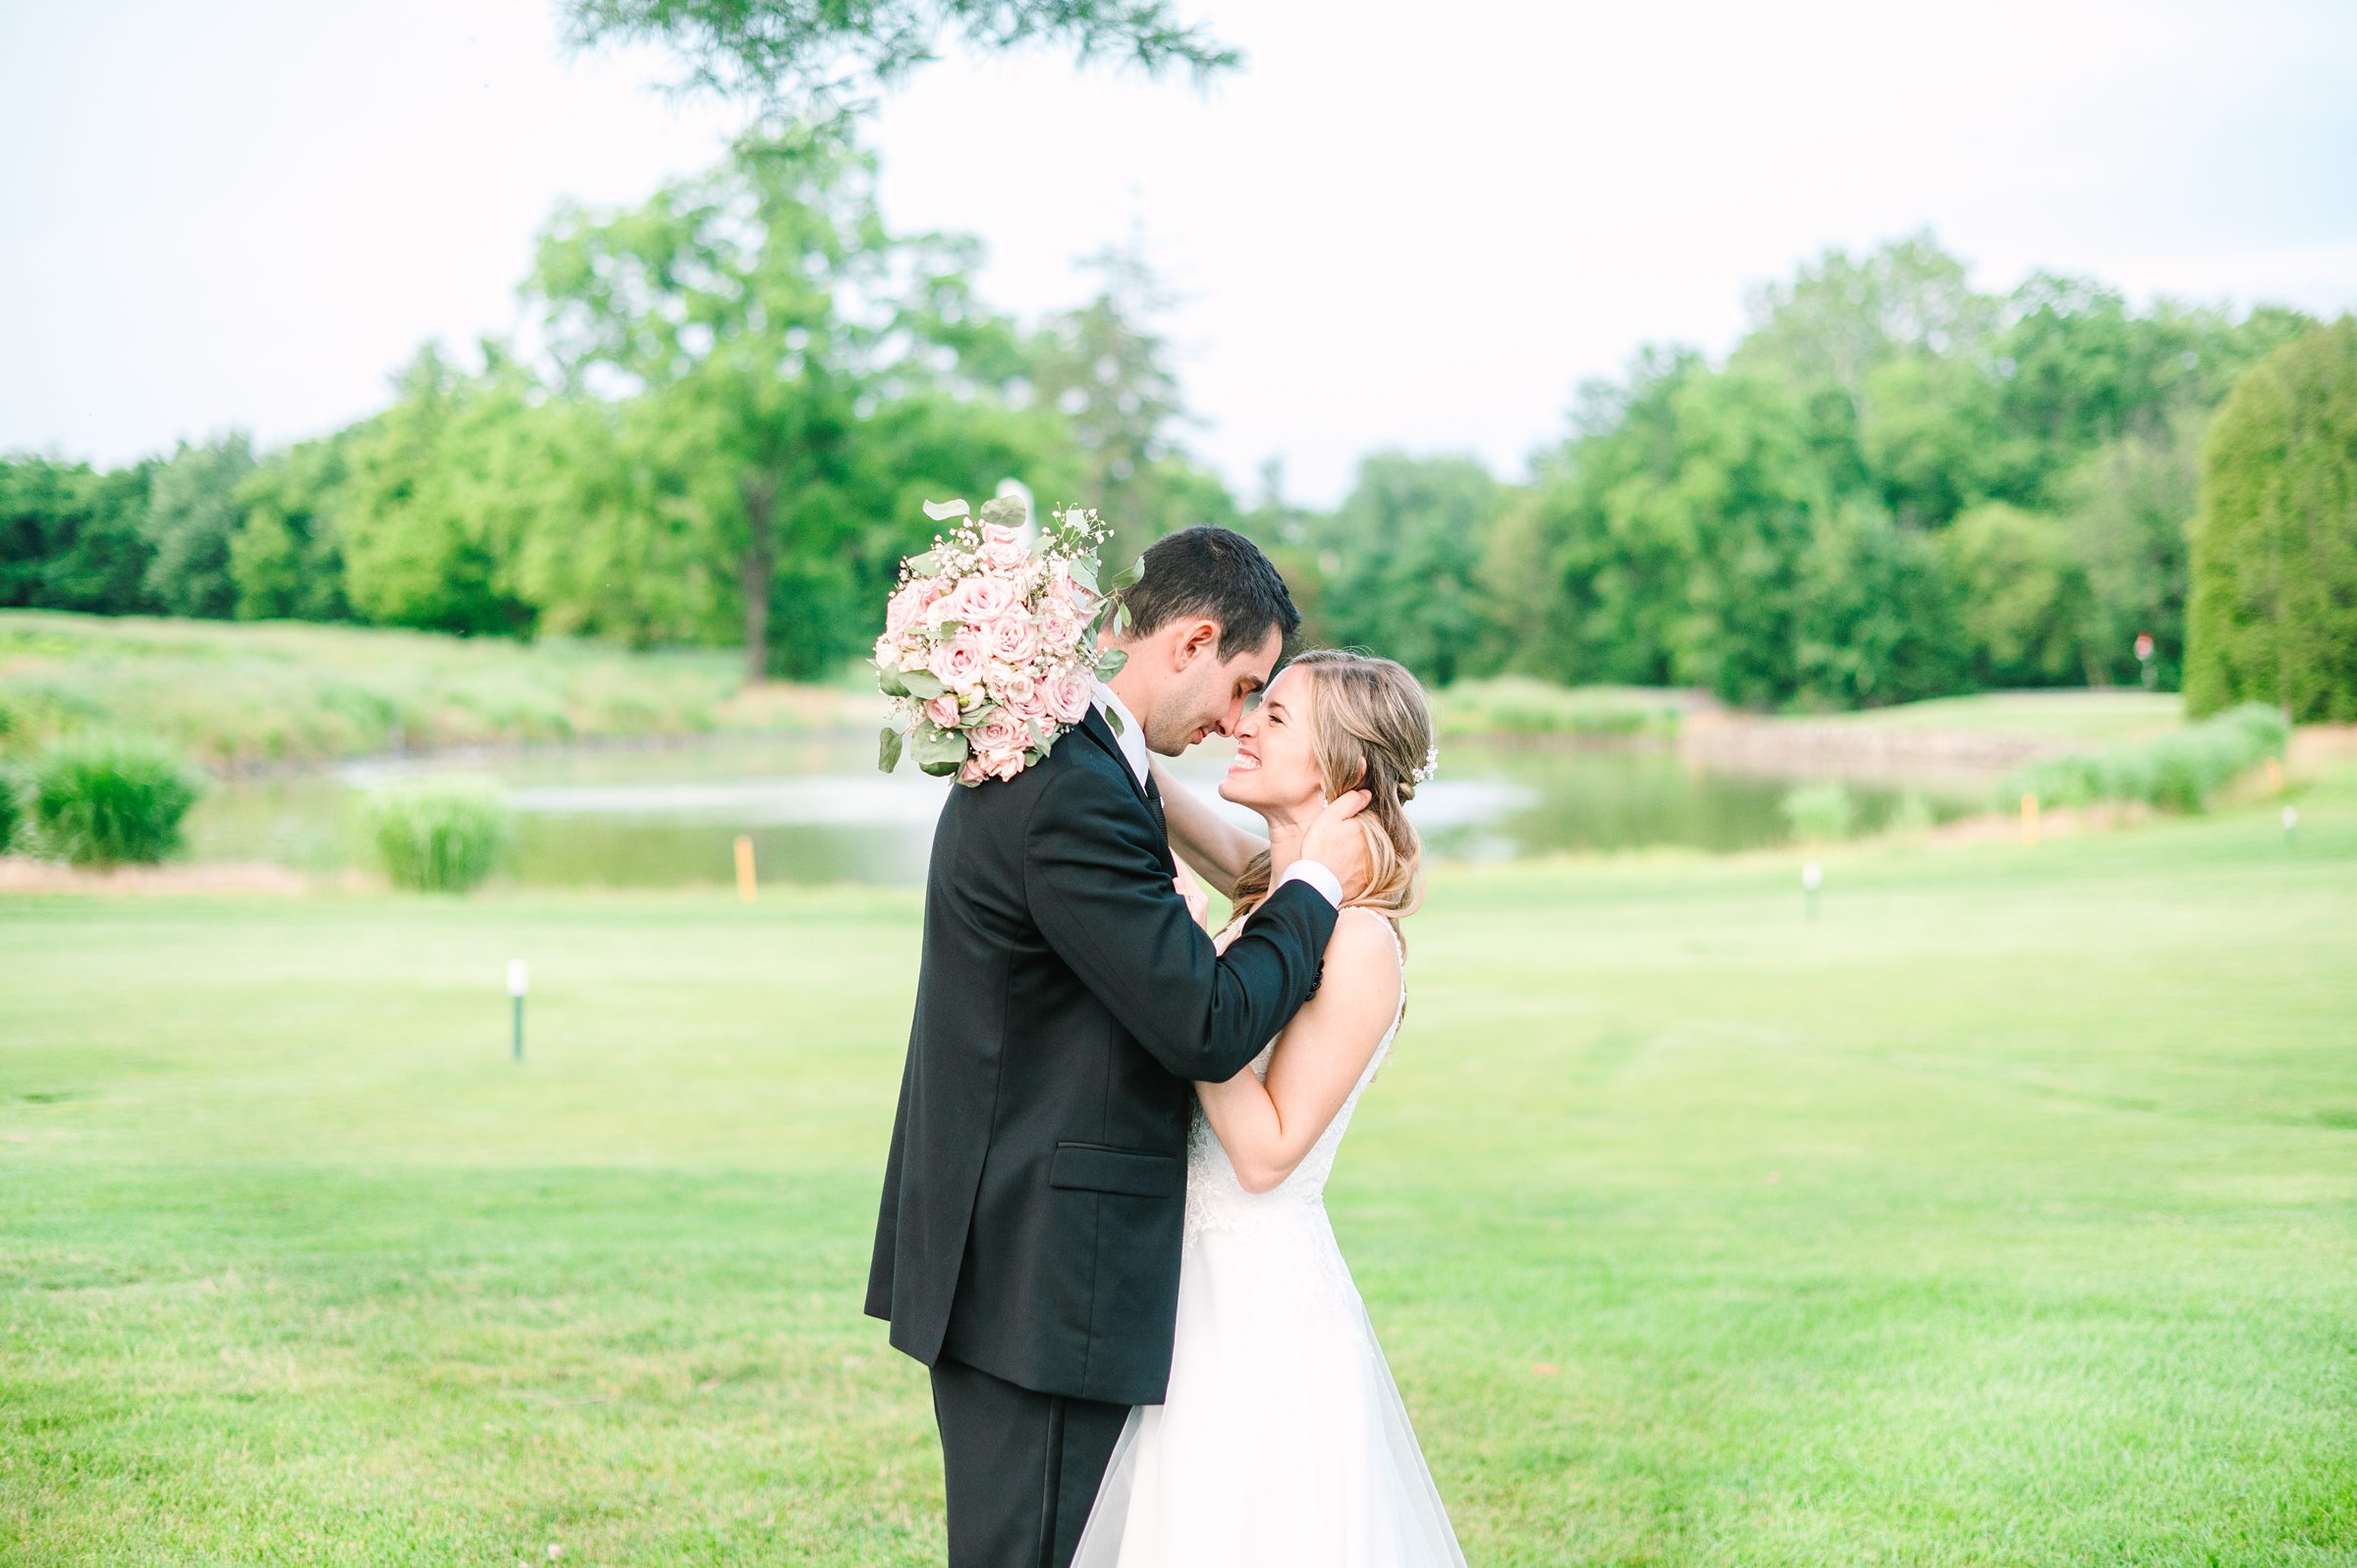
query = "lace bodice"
xmin=1185 ymin=907 xmax=1404 ymax=1235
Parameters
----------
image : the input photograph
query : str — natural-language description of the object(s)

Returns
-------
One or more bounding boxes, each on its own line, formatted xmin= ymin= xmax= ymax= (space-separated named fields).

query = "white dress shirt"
xmin=1091 ymin=678 xmax=1343 ymax=909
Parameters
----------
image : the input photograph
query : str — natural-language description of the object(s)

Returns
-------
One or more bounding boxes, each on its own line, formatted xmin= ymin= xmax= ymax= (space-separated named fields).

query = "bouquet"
xmin=874 ymin=495 xmax=1126 ymax=785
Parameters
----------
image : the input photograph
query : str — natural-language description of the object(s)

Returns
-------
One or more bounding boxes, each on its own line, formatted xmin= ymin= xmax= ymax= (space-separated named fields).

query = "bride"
xmin=1071 ymin=648 xmax=1469 ymax=1567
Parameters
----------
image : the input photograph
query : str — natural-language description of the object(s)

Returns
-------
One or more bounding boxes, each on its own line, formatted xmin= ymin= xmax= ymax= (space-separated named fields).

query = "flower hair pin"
xmin=1410 ymin=744 xmax=1439 ymax=786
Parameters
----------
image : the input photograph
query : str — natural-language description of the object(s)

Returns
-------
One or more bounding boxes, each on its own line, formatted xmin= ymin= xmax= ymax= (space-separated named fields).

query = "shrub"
xmin=1779 ymin=782 xmax=1857 ymax=842
xmin=2184 ymin=318 xmax=2357 ymax=721
xmin=27 ymin=735 xmax=206 ymax=867
xmin=1887 ymin=792 xmax=1937 ymax=836
xmin=2007 ymin=702 xmax=2288 ymax=813
xmin=0 ymin=765 xmax=20 ymax=853
xmin=364 ymin=781 xmax=515 ymax=892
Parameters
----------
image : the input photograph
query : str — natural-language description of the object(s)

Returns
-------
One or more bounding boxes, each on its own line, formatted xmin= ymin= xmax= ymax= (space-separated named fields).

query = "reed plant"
xmin=26 ymin=734 xmax=206 ymax=867
xmin=364 ymin=781 xmax=516 ymax=892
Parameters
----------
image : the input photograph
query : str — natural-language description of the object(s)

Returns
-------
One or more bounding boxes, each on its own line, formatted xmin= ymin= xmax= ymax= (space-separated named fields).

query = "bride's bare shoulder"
xmin=1319 ymin=908 xmax=1402 ymax=999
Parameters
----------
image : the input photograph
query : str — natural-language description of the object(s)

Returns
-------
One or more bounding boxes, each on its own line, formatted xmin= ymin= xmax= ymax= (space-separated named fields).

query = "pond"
xmin=185 ymin=731 xmax=1986 ymax=891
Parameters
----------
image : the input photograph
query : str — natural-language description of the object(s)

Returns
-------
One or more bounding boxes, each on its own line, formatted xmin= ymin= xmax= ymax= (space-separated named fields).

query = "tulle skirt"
xmin=1070 ymin=1198 xmax=1468 ymax=1567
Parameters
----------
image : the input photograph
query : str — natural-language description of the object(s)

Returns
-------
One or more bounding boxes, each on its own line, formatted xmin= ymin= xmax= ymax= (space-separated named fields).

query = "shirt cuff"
xmin=1276 ymin=858 xmax=1343 ymax=908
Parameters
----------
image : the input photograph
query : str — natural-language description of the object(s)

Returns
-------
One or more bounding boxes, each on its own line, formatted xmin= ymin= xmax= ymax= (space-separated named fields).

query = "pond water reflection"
xmin=186 ymin=731 xmax=1983 ymax=890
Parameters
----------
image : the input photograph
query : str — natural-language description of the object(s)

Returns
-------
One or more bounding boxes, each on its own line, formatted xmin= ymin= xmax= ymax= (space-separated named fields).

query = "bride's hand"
xmin=1300 ymin=788 xmax=1373 ymax=897
xmin=1173 ymin=860 xmax=1210 ymax=930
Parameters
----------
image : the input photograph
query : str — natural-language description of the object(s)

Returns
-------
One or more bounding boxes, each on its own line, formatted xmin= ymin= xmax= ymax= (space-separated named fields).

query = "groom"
xmin=866 ymin=524 xmax=1370 ymax=1568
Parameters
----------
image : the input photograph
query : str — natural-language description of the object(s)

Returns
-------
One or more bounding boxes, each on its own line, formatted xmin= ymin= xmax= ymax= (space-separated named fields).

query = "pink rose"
xmin=971 ymin=709 xmax=1027 ymax=757
xmin=873 ymin=631 xmax=902 ymax=672
xmin=982 ymin=613 xmax=1040 ymax=667
xmin=1045 ymin=666 xmax=1093 ymax=725
xmin=978 ymin=522 xmax=1029 ymax=572
xmin=986 ymin=748 xmax=1026 ymax=782
xmin=952 ymin=574 xmax=1018 ymax=626
xmin=886 ymin=580 xmax=930 ymax=636
xmin=925 ymin=692 xmax=960 ymax=729
xmin=928 ymin=632 xmax=987 ymax=692
xmin=992 ymin=670 xmax=1036 ymax=712
xmin=1037 ymin=607 xmax=1081 ymax=653
xmin=958 ymin=755 xmax=991 ymax=786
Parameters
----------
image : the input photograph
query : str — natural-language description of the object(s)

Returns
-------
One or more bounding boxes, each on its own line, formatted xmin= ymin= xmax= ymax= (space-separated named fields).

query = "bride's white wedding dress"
xmin=1071 ymin=907 xmax=1468 ymax=1567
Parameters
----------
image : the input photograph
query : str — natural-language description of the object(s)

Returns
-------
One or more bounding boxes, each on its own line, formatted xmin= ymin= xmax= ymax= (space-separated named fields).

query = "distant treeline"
xmin=3 ymin=132 xmax=2349 ymax=716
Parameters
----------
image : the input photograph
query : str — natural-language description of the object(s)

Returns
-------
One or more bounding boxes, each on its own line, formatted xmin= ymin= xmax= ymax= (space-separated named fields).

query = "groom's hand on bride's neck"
xmin=1302 ymin=789 xmax=1373 ymax=896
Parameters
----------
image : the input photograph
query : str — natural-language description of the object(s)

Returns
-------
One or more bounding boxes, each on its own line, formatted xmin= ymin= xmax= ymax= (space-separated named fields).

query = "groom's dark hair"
xmin=1116 ymin=525 xmax=1301 ymax=662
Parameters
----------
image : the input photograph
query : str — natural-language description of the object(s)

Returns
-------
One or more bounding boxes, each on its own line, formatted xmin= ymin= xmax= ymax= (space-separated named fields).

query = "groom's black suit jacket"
xmin=865 ymin=705 xmax=1338 ymax=1406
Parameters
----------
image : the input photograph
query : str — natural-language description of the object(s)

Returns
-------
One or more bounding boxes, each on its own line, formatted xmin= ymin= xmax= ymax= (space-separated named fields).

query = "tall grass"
xmin=1432 ymin=677 xmax=1687 ymax=739
xmin=0 ymin=612 xmax=775 ymax=771
xmin=364 ymin=782 xmax=516 ymax=892
xmin=2006 ymin=701 xmax=2289 ymax=812
xmin=0 ymin=763 xmax=21 ymax=853
xmin=1778 ymin=782 xmax=1858 ymax=841
xmin=26 ymin=735 xmax=207 ymax=867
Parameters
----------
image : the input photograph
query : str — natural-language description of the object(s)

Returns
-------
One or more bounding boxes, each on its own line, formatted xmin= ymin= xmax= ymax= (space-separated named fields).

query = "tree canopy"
xmin=2183 ymin=318 xmax=2357 ymax=722
xmin=561 ymin=0 xmax=1238 ymax=122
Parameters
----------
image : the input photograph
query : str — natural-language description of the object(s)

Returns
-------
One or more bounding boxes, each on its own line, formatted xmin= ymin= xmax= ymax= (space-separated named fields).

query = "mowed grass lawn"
xmin=4 ymin=771 xmax=2354 ymax=1566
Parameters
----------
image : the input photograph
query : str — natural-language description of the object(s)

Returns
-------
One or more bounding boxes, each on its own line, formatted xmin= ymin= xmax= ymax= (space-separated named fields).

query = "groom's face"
xmin=1150 ymin=621 xmax=1284 ymax=756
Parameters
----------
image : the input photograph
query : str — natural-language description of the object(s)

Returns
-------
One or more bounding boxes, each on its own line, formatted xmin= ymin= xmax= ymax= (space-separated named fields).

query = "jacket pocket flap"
xmin=1049 ymin=1142 xmax=1182 ymax=1197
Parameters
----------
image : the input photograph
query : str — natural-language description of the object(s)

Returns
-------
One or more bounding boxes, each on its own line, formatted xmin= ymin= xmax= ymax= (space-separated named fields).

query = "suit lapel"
xmin=1070 ymin=705 xmax=1153 ymax=812
xmin=1068 ymin=706 xmax=1173 ymax=873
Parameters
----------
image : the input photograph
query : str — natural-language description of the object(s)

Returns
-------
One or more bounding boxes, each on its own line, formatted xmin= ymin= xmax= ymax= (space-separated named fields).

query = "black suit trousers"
xmin=930 ymin=1354 xmax=1129 ymax=1568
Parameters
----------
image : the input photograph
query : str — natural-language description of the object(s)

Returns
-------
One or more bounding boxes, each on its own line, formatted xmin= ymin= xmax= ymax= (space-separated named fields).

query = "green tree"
xmin=1310 ymin=453 xmax=1504 ymax=685
xmin=1022 ymin=240 xmax=1233 ymax=556
xmin=2052 ymin=409 xmax=2204 ymax=687
xmin=1734 ymin=231 xmax=1998 ymax=428
xmin=525 ymin=131 xmax=1045 ymax=678
xmin=1794 ymin=498 xmax=1968 ymax=707
xmin=1942 ymin=502 xmax=2094 ymax=687
xmin=335 ymin=343 xmax=546 ymax=637
xmin=1655 ymin=370 xmax=1833 ymax=706
xmin=561 ymin=0 xmax=1239 ymax=120
xmin=1480 ymin=348 xmax=1705 ymax=686
xmin=141 ymin=432 xmax=256 ymax=619
xmin=231 ymin=432 xmax=356 ymax=622
xmin=2184 ymin=318 xmax=2357 ymax=721
xmin=0 ymin=456 xmax=158 ymax=614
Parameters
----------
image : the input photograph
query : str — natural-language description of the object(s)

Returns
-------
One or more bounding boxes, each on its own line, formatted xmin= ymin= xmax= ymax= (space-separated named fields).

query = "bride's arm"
xmin=1149 ymin=757 xmax=1262 ymax=900
xmin=1195 ymin=913 xmax=1401 ymax=1194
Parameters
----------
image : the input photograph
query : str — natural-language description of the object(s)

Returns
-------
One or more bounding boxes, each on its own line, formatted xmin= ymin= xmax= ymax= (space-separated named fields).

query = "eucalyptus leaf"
xmin=911 ymin=724 xmax=969 ymax=777
xmin=978 ymin=495 xmax=1027 ymax=527
xmin=905 ymin=549 xmax=945 ymax=576
xmin=1103 ymin=704 xmax=1124 ymax=735
xmin=1095 ymin=647 xmax=1128 ymax=679
xmin=921 ymin=498 xmax=969 ymax=521
xmin=877 ymin=726 xmax=904 ymax=774
xmin=1069 ymin=557 xmax=1099 ymax=593
xmin=900 ymin=669 xmax=946 ymax=700
xmin=877 ymin=665 xmax=911 ymax=697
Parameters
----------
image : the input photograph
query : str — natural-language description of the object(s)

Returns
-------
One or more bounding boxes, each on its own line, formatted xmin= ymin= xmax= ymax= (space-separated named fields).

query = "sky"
xmin=4 ymin=0 xmax=2354 ymax=508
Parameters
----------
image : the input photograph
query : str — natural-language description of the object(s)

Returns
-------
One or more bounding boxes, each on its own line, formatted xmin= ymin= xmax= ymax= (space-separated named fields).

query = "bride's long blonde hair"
xmin=1230 ymin=649 xmax=1434 ymax=931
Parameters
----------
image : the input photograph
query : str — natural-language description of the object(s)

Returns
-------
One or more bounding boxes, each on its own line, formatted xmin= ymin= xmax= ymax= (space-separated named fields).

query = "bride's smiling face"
xmin=1219 ymin=666 xmax=1325 ymax=817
